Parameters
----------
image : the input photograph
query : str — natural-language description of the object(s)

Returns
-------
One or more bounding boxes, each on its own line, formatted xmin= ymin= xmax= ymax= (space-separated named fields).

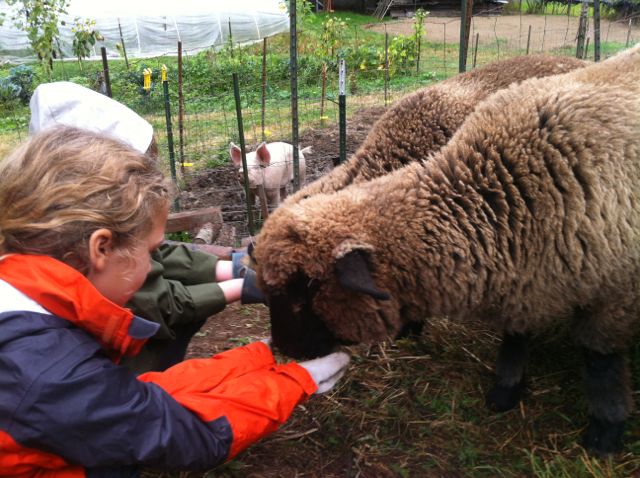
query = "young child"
xmin=29 ymin=81 xmax=259 ymax=373
xmin=0 ymin=126 xmax=350 ymax=477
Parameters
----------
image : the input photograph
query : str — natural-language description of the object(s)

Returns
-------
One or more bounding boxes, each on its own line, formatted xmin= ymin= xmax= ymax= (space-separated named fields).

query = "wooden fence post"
xmin=576 ymin=2 xmax=589 ymax=59
xmin=100 ymin=47 xmax=112 ymax=98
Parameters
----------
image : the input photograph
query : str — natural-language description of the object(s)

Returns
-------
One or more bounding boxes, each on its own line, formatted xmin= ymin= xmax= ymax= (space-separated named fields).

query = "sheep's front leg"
xmin=581 ymin=348 xmax=630 ymax=455
xmin=486 ymin=332 xmax=528 ymax=412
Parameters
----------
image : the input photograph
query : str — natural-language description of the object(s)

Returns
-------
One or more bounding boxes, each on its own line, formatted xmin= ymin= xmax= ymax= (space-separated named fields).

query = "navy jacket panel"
xmin=0 ymin=309 xmax=233 ymax=471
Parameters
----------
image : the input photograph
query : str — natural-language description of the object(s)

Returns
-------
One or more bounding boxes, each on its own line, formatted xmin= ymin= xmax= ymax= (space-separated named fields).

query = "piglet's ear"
xmin=335 ymin=249 xmax=390 ymax=301
xmin=256 ymin=142 xmax=271 ymax=167
xmin=229 ymin=142 xmax=242 ymax=167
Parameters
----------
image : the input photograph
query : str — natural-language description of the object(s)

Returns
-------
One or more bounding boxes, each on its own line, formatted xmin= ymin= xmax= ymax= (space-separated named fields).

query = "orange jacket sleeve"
xmin=138 ymin=341 xmax=317 ymax=459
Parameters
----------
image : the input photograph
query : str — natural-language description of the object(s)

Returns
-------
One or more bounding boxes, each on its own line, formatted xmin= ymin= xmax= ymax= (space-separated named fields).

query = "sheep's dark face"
xmin=253 ymin=245 xmax=393 ymax=359
xmin=266 ymin=272 xmax=353 ymax=359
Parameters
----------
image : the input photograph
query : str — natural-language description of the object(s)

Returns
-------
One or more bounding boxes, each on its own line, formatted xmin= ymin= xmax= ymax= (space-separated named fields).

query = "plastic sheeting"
xmin=0 ymin=0 xmax=290 ymax=64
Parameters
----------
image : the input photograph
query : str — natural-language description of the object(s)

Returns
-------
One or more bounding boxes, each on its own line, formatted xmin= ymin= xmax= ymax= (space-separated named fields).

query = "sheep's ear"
xmin=256 ymin=142 xmax=271 ymax=167
xmin=229 ymin=142 xmax=242 ymax=167
xmin=335 ymin=249 xmax=390 ymax=301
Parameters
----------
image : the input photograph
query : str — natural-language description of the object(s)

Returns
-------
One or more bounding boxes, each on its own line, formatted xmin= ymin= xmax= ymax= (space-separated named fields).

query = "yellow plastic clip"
xmin=161 ymin=64 xmax=167 ymax=82
xmin=143 ymin=68 xmax=152 ymax=91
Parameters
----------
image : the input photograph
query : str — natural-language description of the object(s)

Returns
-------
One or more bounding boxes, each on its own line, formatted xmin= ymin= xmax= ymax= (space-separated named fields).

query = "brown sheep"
xmin=286 ymin=54 xmax=586 ymax=203
xmin=252 ymin=45 xmax=640 ymax=455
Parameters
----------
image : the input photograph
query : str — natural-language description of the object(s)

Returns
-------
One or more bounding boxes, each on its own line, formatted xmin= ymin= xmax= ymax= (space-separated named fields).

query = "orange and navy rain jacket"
xmin=0 ymin=254 xmax=317 ymax=478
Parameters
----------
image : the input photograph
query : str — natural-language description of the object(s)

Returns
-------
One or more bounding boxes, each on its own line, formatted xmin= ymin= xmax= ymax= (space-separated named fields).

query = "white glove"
xmin=298 ymin=352 xmax=351 ymax=394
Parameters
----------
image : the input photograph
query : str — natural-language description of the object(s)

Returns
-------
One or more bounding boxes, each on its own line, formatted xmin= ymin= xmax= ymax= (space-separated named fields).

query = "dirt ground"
xmin=367 ymin=13 xmax=640 ymax=53
xmin=178 ymin=105 xmax=387 ymax=239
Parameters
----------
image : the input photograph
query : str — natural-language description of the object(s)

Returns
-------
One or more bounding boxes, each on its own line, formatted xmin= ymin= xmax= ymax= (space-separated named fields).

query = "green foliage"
xmin=412 ymin=8 xmax=429 ymax=70
xmin=412 ymin=8 xmax=429 ymax=41
xmin=165 ymin=231 xmax=191 ymax=242
xmin=0 ymin=78 xmax=21 ymax=106
xmin=381 ymin=35 xmax=418 ymax=76
xmin=7 ymin=0 xmax=68 ymax=77
xmin=280 ymin=0 xmax=315 ymax=23
xmin=0 ymin=64 xmax=35 ymax=109
xmin=320 ymin=14 xmax=350 ymax=58
xmin=71 ymin=18 xmax=103 ymax=71
xmin=504 ymin=0 xmax=621 ymax=18
xmin=5 ymin=64 xmax=35 ymax=104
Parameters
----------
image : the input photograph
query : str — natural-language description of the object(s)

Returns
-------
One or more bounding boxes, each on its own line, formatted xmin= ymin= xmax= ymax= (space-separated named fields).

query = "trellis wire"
xmin=9 ymin=7 xmax=640 ymax=240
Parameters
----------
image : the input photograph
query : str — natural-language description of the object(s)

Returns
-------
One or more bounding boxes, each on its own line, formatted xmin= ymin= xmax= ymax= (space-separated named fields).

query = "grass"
xmin=145 ymin=313 xmax=640 ymax=477
xmin=0 ymin=8 xmax=632 ymax=174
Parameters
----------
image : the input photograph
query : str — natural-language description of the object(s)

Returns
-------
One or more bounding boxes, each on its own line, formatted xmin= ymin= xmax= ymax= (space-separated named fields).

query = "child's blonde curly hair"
xmin=0 ymin=126 xmax=173 ymax=274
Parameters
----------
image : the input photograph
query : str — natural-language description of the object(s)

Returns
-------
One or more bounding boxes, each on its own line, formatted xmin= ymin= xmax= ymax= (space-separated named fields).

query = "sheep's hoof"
xmin=485 ymin=380 xmax=525 ymax=412
xmin=581 ymin=416 xmax=624 ymax=456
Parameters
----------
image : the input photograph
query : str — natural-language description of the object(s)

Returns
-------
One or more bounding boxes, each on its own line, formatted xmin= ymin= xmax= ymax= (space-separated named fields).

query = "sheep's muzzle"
xmin=268 ymin=291 xmax=348 ymax=359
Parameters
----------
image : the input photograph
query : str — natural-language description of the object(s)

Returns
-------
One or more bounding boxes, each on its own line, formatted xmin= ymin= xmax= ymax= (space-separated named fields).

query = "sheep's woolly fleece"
xmin=285 ymin=54 xmax=587 ymax=204
xmin=254 ymin=45 xmax=640 ymax=354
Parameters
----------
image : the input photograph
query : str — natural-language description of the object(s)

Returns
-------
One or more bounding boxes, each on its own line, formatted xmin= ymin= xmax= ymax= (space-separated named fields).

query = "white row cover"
xmin=0 ymin=0 xmax=290 ymax=64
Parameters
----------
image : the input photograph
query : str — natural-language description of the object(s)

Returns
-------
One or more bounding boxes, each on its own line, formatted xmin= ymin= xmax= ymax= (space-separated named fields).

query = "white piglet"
xmin=229 ymin=141 xmax=310 ymax=208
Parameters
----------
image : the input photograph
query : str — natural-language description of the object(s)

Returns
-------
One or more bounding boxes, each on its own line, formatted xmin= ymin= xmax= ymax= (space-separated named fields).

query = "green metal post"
xmin=339 ymin=59 xmax=347 ymax=164
xmin=290 ymin=0 xmax=300 ymax=191
xmin=233 ymin=73 xmax=255 ymax=236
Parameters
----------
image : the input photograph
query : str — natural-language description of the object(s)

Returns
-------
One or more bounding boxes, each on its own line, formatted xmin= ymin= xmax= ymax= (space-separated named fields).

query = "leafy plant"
xmin=320 ymin=14 xmax=349 ymax=58
xmin=0 ymin=77 xmax=21 ymax=106
xmin=6 ymin=0 xmax=69 ymax=77
xmin=279 ymin=0 xmax=315 ymax=24
xmin=6 ymin=64 xmax=35 ymax=104
xmin=379 ymin=35 xmax=417 ymax=77
xmin=71 ymin=18 xmax=103 ymax=71
xmin=412 ymin=8 xmax=429 ymax=71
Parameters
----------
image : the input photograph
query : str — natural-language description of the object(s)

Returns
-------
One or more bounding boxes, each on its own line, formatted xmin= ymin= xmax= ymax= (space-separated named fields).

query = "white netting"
xmin=0 ymin=0 xmax=289 ymax=63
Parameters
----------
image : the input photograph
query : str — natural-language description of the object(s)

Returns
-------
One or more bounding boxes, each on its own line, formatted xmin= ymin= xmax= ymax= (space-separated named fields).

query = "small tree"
xmin=320 ymin=15 xmax=349 ymax=58
xmin=7 ymin=0 xmax=69 ymax=77
xmin=412 ymin=8 xmax=429 ymax=73
xmin=71 ymin=18 xmax=103 ymax=71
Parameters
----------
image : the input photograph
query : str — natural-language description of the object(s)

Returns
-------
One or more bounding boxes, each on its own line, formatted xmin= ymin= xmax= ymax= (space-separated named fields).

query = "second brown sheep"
xmin=253 ymin=45 xmax=640 ymax=456
xmin=286 ymin=54 xmax=586 ymax=204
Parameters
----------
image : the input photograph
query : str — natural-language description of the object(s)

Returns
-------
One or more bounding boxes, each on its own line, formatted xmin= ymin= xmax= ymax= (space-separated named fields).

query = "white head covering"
xmin=29 ymin=81 xmax=154 ymax=154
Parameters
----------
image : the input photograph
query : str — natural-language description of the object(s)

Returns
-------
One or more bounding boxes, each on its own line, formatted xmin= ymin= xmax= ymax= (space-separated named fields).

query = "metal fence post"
xmin=162 ymin=64 xmax=180 ymax=211
xmin=233 ymin=73 xmax=255 ymax=236
xmin=290 ymin=0 xmax=300 ymax=192
xmin=339 ymin=59 xmax=347 ymax=164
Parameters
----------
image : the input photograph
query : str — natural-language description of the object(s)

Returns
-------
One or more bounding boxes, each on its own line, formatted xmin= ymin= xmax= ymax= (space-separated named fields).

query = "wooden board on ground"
xmin=166 ymin=206 xmax=222 ymax=234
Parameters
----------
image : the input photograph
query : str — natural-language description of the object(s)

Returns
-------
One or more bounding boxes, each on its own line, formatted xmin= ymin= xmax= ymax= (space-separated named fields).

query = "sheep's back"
xmin=426 ymin=73 xmax=640 ymax=335
xmin=285 ymin=55 xmax=587 ymax=205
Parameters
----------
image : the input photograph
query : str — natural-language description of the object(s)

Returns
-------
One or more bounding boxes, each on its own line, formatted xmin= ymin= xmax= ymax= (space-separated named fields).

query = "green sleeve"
xmin=153 ymin=243 xmax=219 ymax=285
xmin=126 ymin=248 xmax=227 ymax=339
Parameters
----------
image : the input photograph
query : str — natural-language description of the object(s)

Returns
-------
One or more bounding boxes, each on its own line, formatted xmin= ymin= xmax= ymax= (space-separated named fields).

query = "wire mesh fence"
xmin=5 ymin=6 xmax=639 ymax=239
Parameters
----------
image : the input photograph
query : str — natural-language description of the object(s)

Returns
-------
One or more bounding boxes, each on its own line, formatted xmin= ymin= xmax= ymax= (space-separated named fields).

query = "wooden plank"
xmin=165 ymin=206 xmax=222 ymax=233
xmin=162 ymin=240 xmax=238 ymax=260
